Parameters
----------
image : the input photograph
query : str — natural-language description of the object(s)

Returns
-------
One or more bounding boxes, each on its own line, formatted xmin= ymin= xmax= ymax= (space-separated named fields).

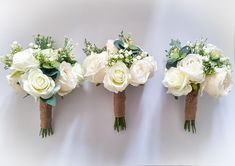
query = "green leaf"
xmin=51 ymin=61 xmax=60 ymax=68
xmin=166 ymin=59 xmax=177 ymax=69
xmin=114 ymin=40 xmax=125 ymax=49
xmin=132 ymin=50 xmax=142 ymax=55
xmin=179 ymin=46 xmax=191 ymax=58
xmin=129 ymin=45 xmax=142 ymax=54
xmin=41 ymin=68 xmax=60 ymax=80
xmin=191 ymin=83 xmax=199 ymax=91
xmin=129 ymin=45 xmax=139 ymax=50
xmin=41 ymin=96 xmax=56 ymax=107
xmin=169 ymin=48 xmax=180 ymax=59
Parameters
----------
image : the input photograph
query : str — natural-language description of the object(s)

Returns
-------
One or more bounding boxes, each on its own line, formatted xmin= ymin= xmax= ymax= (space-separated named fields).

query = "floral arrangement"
xmin=162 ymin=39 xmax=233 ymax=133
xmin=1 ymin=35 xmax=84 ymax=137
xmin=83 ymin=32 xmax=157 ymax=132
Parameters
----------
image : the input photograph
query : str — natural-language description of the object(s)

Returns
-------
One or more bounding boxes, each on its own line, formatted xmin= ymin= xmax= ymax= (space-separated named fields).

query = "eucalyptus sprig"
xmin=118 ymin=31 xmax=133 ymax=45
xmin=191 ymin=38 xmax=207 ymax=55
xmin=165 ymin=39 xmax=192 ymax=69
xmin=58 ymin=38 xmax=77 ymax=65
xmin=107 ymin=32 xmax=147 ymax=68
xmin=34 ymin=34 xmax=54 ymax=50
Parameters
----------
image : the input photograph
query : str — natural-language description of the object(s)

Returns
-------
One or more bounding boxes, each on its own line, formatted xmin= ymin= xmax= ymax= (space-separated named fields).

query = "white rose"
xmin=11 ymin=48 xmax=39 ymax=71
xmin=204 ymin=68 xmax=232 ymax=97
xmin=57 ymin=62 xmax=78 ymax=96
xmin=103 ymin=61 xmax=129 ymax=93
xmin=82 ymin=52 xmax=108 ymax=83
xmin=72 ymin=63 xmax=84 ymax=87
xmin=162 ymin=67 xmax=192 ymax=96
xmin=129 ymin=56 xmax=157 ymax=86
xmin=7 ymin=70 xmax=24 ymax=93
xmin=20 ymin=69 xmax=59 ymax=99
xmin=204 ymin=44 xmax=223 ymax=57
xmin=106 ymin=40 xmax=118 ymax=54
xmin=177 ymin=54 xmax=205 ymax=83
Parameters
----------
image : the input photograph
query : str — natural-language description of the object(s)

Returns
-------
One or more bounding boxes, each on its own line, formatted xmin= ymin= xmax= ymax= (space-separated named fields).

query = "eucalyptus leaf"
xmin=129 ymin=45 xmax=140 ymax=51
xmin=41 ymin=96 xmax=56 ymax=107
xmin=166 ymin=59 xmax=177 ymax=69
xmin=114 ymin=40 xmax=125 ymax=49
xmin=41 ymin=68 xmax=60 ymax=80
xmin=132 ymin=50 xmax=142 ymax=54
xmin=179 ymin=46 xmax=191 ymax=58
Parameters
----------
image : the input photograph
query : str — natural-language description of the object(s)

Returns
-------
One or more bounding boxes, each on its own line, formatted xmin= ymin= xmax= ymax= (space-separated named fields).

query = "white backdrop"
xmin=0 ymin=0 xmax=235 ymax=165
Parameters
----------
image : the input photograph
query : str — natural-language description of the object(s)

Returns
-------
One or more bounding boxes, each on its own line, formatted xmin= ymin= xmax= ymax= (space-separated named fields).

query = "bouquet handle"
xmin=113 ymin=91 xmax=126 ymax=132
xmin=184 ymin=86 xmax=199 ymax=133
xmin=40 ymin=100 xmax=53 ymax=138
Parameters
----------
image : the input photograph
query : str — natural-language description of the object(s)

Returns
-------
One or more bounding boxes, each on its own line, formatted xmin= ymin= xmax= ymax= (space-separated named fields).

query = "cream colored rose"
xmin=204 ymin=44 xmax=223 ymax=57
xmin=11 ymin=48 xmax=39 ymax=71
xmin=129 ymin=56 xmax=157 ymax=86
xmin=7 ymin=70 xmax=24 ymax=93
xmin=204 ymin=68 xmax=232 ymax=97
xmin=162 ymin=67 xmax=192 ymax=96
xmin=72 ymin=63 xmax=84 ymax=87
xmin=103 ymin=61 xmax=129 ymax=93
xmin=177 ymin=54 xmax=205 ymax=83
xmin=57 ymin=62 xmax=78 ymax=96
xmin=106 ymin=40 xmax=118 ymax=54
xmin=20 ymin=69 xmax=59 ymax=99
xmin=82 ymin=52 xmax=108 ymax=83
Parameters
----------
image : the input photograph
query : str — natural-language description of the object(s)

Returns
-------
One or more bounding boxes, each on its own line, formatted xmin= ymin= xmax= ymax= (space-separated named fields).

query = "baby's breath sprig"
xmin=191 ymin=38 xmax=207 ymax=55
xmin=203 ymin=56 xmax=231 ymax=76
xmin=107 ymin=32 xmax=149 ymax=68
xmin=108 ymin=49 xmax=148 ymax=68
xmin=10 ymin=41 xmax=23 ymax=55
xmin=1 ymin=41 xmax=23 ymax=69
xmin=83 ymin=39 xmax=106 ymax=56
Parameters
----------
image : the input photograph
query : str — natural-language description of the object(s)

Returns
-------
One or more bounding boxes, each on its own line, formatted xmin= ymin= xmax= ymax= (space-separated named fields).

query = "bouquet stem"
xmin=113 ymin=91 xmax=126 ymax=132
xmin=184 ymin=85 xmax=199 ymax=133
xmin=40 ymin=100 xmax=53 ymax=138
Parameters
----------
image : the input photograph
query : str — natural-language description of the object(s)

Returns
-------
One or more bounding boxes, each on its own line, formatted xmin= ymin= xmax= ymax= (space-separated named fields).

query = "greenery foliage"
xmin=83 ymin=39 xmax=106 ymax=56
xmin=165 ymin=39 xmax=231 ymax=75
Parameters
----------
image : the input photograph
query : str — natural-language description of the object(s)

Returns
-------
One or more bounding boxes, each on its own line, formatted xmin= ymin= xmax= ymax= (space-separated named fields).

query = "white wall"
xmin=0 ymin=0 xmax=234 ymax=165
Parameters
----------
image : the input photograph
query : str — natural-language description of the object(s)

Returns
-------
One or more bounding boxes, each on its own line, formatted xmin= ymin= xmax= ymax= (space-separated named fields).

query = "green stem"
xmin=39 ymin=128 xmax=54 ymax=138
xmin=184 ymin=120 xmax=196 ymax=133
xmin=114 ymin=117 xmax=126 ymax=132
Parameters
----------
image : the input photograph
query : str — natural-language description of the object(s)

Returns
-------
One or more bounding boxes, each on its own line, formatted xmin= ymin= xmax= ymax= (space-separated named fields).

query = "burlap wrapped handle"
xmin=39 ymin=100 xmax=53 ymax=137
xmin=114 ymin=91 xmax=126 ymax=118
xmin=184 ymin=87 xmax=199 ymax=133
xmin=113 ymin=91 xmax=126 ymax=131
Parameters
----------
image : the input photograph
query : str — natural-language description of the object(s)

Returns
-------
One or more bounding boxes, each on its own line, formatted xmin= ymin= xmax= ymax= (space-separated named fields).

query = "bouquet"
xmin=1 ymin=35 xmax=84 ymax=137
xmin=162 ymin=39 xmax=233 ymax=133
xmin=83 ymin=32 xmax=157 ymax=132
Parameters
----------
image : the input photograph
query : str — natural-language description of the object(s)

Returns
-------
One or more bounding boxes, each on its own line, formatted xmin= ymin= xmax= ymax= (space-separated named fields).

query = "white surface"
xmin=0 ymin=0 xmax=235 ymax=165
